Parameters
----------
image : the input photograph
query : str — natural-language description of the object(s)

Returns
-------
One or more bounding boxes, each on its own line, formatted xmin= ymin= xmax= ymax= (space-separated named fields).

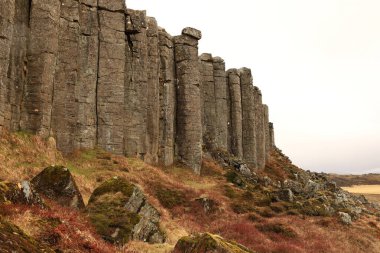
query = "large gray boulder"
xmin=87 ymin=177 xmax=165 ymax=245
xmin=31 ymin=166 xmax=85 ymax=209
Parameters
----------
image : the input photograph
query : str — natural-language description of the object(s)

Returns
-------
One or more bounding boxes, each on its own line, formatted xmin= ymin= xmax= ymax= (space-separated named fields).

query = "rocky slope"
xmin=0 ymin=132 xmax=380 ymax=253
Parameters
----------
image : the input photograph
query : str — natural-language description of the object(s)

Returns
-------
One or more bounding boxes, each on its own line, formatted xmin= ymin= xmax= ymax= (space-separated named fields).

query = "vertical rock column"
xmin=145 ymin=17 xmax=160 ymax=164
xmin=213 ymin=57 xmax=229 ymax=151
xmin=263 ymin=105 xmax=270 ymax=162
xmin=174 ymin=27 xmax=202 ymax=174
xmin=21 ymin=0 xmax=61 ymax=136
xmin=74 ymin=1 xmax=99 ymax=150
xmin=199 ymin=53 xmax=216 ymax=150
xmin=158 ymin=28 xmax=176 ymax=166
xmin=240 ymin=68 xmax=257 ymax=167
xmin=8 ymin=0 xmax=30 ymax=131
xmin=269 ymin=122 xmax=275 ymax=149
xmin=227 ymin=69 xmax=243 ymax=159
xmin=51 ymin=0 xmax=80 ymax=153
xmin=0 ymin=0 xmax=15 ymax=130
xmin=125 ymin=9 xmax=148 ymax=159
xmin=254 ymin=87 xmax=266 ymax=169
xmin=96 ymin=1 xmax=126 ymax=154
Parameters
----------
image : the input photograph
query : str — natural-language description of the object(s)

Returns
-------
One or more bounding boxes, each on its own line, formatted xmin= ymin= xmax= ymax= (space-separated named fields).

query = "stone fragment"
xmin=158 ymin=28 xmax=176 ymax=166
xmin=227 ymin=69 xmax=243 ymax=159
xmin=31 ymin=166 xmax=85 ymax=209
xmin=182 ymin=27 xmax=202 ymax=40
xmin=174 ymin=28 xmax=202 ymax=174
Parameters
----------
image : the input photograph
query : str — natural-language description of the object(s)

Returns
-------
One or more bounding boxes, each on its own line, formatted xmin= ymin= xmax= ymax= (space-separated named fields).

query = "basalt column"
xmin=0 ymin=0 xmax=15 ymax=130
xmin=269 ymin=122 xmax=275 ymax=149
xmin=74 ymin=2 xmax=99 ymax=150
xmin=51 ymin=0 xmax=80 ymax=153
xmin=125 ymin=9 xmax=148 ymax=159
xmin=21 ymin=0 xmax=61 ymax=136
xmin=97 ymin=1 xmax=126 ymax=154
xmin=213 ymin=57 xmax=229 ymax=151
xmin=8 ymin=0 xmax=30 ymax=131
xmin=263 ymin=105 xmax=270 ymax=162
xmin=158 ymin=28 xmax=176 ymax=166
xmin=254 ymin=87 xmax=266 ymax=169
xmin=174 ymin=28 xmax=202 ymax=174
xmin=145 ymin=17 xmax=160 ymax=164
xmin=199 ymin=53 xmax=216 ymax=150
xmin=240 ymin=68 xmax=257 ymax=167
xmin=227 ymin=69 xmax=243 ymax=159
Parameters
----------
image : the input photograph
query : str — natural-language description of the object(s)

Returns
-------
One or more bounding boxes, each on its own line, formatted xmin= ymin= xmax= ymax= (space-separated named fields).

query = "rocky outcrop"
xmin=173 ymin=233 xmax=254 ymax=253
xmin=0 ymin=0 xmax=276 ymax=173
xmin=87 ymin=177 xmax=165 ymax=245
xmin=31 ymin=166 xmax=85 ymax=209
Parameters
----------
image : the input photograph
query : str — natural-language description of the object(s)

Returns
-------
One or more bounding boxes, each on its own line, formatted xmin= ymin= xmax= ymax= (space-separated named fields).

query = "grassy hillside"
xmin=1 ymin=131 xmax=380 ymax=253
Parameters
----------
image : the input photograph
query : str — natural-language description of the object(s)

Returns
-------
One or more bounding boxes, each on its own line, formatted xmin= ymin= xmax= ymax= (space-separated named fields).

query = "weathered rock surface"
xmin=0 ymin=0 xmax=275 ymax=174
xmin=158 ymin=28 xmax=176 ymax=166
xmin=0 ymin=218 xmax=54 ymax=253
xmin=173 ymin=233 xmax=254 ymax=253
xmin=31 ymin=166 xmax=85 ymax=209
xmin=87 ymin=177 xmax=165 ymax=244
xmin=174 ymin=28 xmax=203 ymax=174
xmin=240 ymin=68 xmax=257 ymax=167
xmin=227 ymin=69 xmax=243 ymax=159
xmin=0 ymin=181 xmax=43 ymax=206
xmin=200 ymin=53 xmax=217 ymax=150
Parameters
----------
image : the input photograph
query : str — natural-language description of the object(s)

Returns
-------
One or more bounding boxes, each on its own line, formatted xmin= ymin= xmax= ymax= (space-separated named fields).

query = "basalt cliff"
xmin=0 ymin=0 xmax=275 ymax=173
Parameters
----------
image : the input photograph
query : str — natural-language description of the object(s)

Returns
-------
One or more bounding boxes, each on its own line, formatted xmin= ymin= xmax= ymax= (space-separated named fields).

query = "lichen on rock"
xmin=87 ymin=177 xmax=165 ymax=245
xmin=31 ymin=166 xmax=85 ymax=209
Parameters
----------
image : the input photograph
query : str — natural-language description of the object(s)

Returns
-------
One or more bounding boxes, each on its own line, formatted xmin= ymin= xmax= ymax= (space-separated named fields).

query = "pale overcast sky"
xmin=127 ymin=0 xmax=380 ymax=174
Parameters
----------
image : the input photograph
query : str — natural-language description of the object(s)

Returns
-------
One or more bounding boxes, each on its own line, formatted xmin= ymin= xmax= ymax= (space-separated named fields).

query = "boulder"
xmin=173 ymin=233 xmax=254 ymax=253
xmin=195 ymin=196 xmax=218 ymax=214
xmin=338 ymin=212 xmax=352 ymax=225
xmin=87 ymin=177 xmax=165 ymax=245
xmin=0 ymin=181 xmax=43 ymax=206
xmin=31 ymin=166 xmax=85 ymax=209
xmin=0 ymin=217 xmax=54 ymax=253
xmin=277 ymin=189 xmax=294 ymax=202
xmin=282 ymin=179 xmax=303 ymax=194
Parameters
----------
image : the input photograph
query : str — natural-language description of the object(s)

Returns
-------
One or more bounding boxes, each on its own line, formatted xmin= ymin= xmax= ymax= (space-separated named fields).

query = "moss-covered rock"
xmin=173 ymin=233 xmax=254 ymax=253
xmin=31 ymin=166 xmax=85 ymax=209
xmin=0 ymin=180 xmax=44 ymax=206
xmin=0 ymin=217 xmax=54 ymax=253
xmin=87 ymin=177 xmax=165 ymax=245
